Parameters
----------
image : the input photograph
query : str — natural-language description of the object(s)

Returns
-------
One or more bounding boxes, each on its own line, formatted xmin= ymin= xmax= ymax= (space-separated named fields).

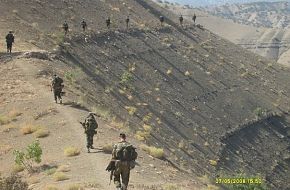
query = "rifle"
xmin=106 ymin=160 xmax=116 ymax=185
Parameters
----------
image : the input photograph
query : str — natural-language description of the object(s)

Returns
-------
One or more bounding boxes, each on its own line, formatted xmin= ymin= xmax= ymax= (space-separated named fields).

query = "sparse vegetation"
xmin=34 ymin=128 xmax=50 ymax=138
xmin=253 ymin=107 xmax=265 ymax=118
xmin=44 ymin=185 xmax=59 ymax=190
xmin=0 ymin=115 xmax=11 ymax=125
xmin=226 ymin=183 xmax=267 ymax=190
xmin=102 ymin=143 xmax=113 ymax=153
xmin=53 ymin=172 xmax=69 ymax=181
xmin=0 ymin=174 xmax=28 ymax=190
xmin=92 ymin=106 xmax=111 ymax=120
xmin=12 ymin=164 xmax=25 ymax=173
xmin=64 ymin=147 xmax=80 ymax=157
xmin=13 ymin=140 xmax=42 ymax=173
xmin=162 ymin=184 xmax=180 ymax=190
xmin=67 ymin=184 xmax=85 ymax=190
xmin=125 ymin=106 xmax=137 ymax=116
xmin=120 ymin=71 xmax=134 ymax=90
xmin=20 ymin=124 xmax=39 ymax=135
xmin=45 ymin=168 xmax=57 ymax=176
xmin=140 ymin=144 xmax=164 ymax=159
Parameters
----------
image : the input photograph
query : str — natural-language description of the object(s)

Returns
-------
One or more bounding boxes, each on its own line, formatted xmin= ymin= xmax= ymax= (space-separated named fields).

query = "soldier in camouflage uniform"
xmin=51 ymin=74 xmax=63 ymax=104
xmin=83 ymin=113 xmax=98 ymax=153
xmin=112 ymin=133 xmax=131 ymax=190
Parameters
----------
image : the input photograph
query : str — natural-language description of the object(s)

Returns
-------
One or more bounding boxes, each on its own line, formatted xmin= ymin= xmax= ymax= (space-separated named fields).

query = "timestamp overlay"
xmin=216 ymin=177 xmax=263 ymax=184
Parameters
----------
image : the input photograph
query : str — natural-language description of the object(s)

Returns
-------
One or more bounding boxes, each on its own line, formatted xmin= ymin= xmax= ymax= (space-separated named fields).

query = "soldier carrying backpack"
xmin=80 ymin=112 xmax=98 ymax=153
xmin=6 ymin=31 xmax=14 ymax=53
xmin=51 ymin=74 xmax=64 ymax=104
xmin=106 ymin=133 xmax=137 ymax=190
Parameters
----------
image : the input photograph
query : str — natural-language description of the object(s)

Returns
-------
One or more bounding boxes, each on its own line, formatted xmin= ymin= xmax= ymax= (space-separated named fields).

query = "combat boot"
xmin=87 ymin=148 xmax=90 ymax=153
xmin=60 ymin=98 xmax=62 ymax=104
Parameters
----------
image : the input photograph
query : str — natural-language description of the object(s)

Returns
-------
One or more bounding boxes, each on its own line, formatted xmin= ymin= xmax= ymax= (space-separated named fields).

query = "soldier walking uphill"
xmin=80 ymin=113 xmax=98 ymax=153
xmin=159 ymin=16 xmax=164 ymax=26
xmin=51 ymin=74 xmax=64 ymax=104
xmin=81 ymin=19 xmax=87 ymax=32
xmin=6 ymin=31 xmax=14 ymax=53
xmin=192 ymin=13 xmax=197 ymax=24
xmin=179 ymin=15 xmax=184 ymax=27
xmin=63 ymin=21 xmax=69 ymax=35
xmin=125 ymin=16 xmax=130 ymax=29
xmin=106 ymin=133 xmax=137 ymax=190
xmin=106 ymin=17 xmax=111 ymax=30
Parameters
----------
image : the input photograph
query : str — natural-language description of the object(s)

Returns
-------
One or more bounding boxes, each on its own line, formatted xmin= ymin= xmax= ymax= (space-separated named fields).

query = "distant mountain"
xmin=200 ymin=1 xmax=290 ymax=28
xmin=162 ymin=0 xmax=290 ymax=7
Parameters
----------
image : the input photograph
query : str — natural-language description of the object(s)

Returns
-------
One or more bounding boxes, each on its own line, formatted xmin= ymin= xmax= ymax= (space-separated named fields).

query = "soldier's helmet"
xmin=119 ymin=133 xmax=126 ymax=139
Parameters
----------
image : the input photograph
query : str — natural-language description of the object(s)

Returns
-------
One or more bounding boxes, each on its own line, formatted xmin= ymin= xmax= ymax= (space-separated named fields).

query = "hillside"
xmin=157 ymin=1 xmax=290 ymax=66
xmin=1 ymin=0 xmax=290 ymax=190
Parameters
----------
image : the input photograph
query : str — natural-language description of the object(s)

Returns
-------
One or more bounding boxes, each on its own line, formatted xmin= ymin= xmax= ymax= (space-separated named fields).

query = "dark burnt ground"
xmin=1 ymin=0 xmax=290 ymax=189
xmin=55 ymin=24 xmax=290 ymax=189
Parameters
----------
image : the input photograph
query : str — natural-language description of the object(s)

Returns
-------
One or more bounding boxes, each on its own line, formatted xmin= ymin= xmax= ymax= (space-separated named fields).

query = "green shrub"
xmin=140 ymin=144 xmax=164 ymax=159
xmin=13 ymin=140 xmax=42 ymax=173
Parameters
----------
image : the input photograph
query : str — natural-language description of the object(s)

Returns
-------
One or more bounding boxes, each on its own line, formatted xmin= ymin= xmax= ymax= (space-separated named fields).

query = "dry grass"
xmin=27 ymin=176 xmax=40 ymax=184
xmin=34 ymin=128 xmax=50 ymax=138
xmin=45 ymin=168 xmax=57 ymax=176
xmin=12 ymin=164 xmax=25 ymax=173
xmin=102 ymin=144 xmax=113 ymax=153
xmin=125 ymin=106 xmax=137 ymax=115
xmin=44 ymin=185 xmax=59 ymax=190
xmin=57 ymin=165 xmax=70 ymax=172
xmin=8 ymin=109 xmax=22 ymax=118
xmin=20 ymin=124 xmax=39 ymax=135
xmin=135 ymin=131 xmax=150 ymax=141
xmin=53 ymin=172 xmax=69 ymax=181
xmin=67 ymin=184 xmax=85 ymax=190
xmin=140 ymin=144 xmax=164 ymax=159
xmin=0 ymin=115 xmax=10 ymax=125
xmin=64 ymin=147 xmax=80 ymax=157
xmin=162 ymin=184 xmax=180 ymax=190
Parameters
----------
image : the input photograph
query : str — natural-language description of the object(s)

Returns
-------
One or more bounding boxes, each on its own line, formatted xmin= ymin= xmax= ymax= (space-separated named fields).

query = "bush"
xmin=162 ymin=184 xmax=180 ymax=190
xmin=0 ymin=115 xmax=11 ymax=125
xmin=34 ymin=128 xmax=50 ymax=138
xmin=64 ymin=147 xmax=80 ymax=157
xmin=102 ymin=144 xmax=113 ymax=153
xmin=57 ymin=165 xmax=70 ymax=172
xmin=13 ymin=140 xmax=42 ymax=173
xmin=12 ymin=164 xmax=25 ymax=173
xmin=45 ymin=168 xmax=57 ymax=176
xmin=253 ymin=107 xmax=265 ymax=118
xmin=140 ymin=145 xmax=164 ymax=159
xmin=20 ymin=124 xmax=39 ymax=135
xmin=67 ymin=184 xmax=85 ymax=190
xmin=135 ymin=131 xmax=150 ymax=141
xmin=45 ymin=185 xmax=59 ymax=190
xmin=0 ymin=174 xmax=28 ymax=190
xmin=53 ymin=172 xmax=69 ymax=181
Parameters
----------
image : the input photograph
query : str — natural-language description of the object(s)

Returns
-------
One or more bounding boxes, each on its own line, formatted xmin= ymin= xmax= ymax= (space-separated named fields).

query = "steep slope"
xmin=1 ymin=0 xmax=290 ymax=190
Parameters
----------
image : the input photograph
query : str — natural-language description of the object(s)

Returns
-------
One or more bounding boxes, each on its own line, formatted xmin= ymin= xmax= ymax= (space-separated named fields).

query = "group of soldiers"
xmin=50 ymin=75 xmax=135 ymax=190
xmin=62 ymin=14 xmax=197 ymax=35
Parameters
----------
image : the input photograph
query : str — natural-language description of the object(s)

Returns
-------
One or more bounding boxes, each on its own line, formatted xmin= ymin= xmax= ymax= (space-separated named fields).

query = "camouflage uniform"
xmin=106 ymin=17 xmax=111 ymax=29
xmin=6 ymin=31 xmax=14 ymax=53
xmin=112 ymin=141 xmax=131 ymax=190
xmin=51 ymin=75 xmax=63 ymax=104
xmin=81 ymin=20 xmax=87 ymax=31
xmin=63 ymin=21 xmax=69 ymax=35
xmin=84 ymin=114 xmax=98 ymax=152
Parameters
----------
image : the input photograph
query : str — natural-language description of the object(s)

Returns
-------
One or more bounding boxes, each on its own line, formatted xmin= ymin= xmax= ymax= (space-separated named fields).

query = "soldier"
xmin=159 ymin=15 xmax=164 ymax=26
xmin=51 ymin=74 xmax=64 ymax=104
xmin=81 ymin=112 xmax=98 ymax=153
xmin=5 ymin=31 xmax=14 ymax=53
xmin=81 ymin=18 xmax=87 ymax=32
xmin=63 ymin=21 xmax=69 ymax=35
xmin=109 ymin=133 xmax=137 ymax=190
xmin=125 ymin=16 xmax=130 ymax=29
xmin=192 ymin=13 xmax=197 ymax=24
xmin=179 ymin=15 xmax=184 ymax=27
xmin=106 ymin=17 xmax=111 ymax=29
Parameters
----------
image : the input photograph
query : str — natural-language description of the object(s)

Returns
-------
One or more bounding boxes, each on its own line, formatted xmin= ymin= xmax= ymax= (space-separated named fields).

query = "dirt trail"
xmin=0 ymin=53 xmax=199 ymax=190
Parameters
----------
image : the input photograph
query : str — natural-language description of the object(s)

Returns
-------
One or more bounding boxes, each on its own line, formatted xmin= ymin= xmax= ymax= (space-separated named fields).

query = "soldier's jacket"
xmin=6 ymin=33 xmax=14 ymax=44
xmin=112 ymin=141 xmax=130 ymax=160
xmin=51 ymin=77 xmax=63 ymax=90
xmin=84 ymin=115 xmax=98 ymax=134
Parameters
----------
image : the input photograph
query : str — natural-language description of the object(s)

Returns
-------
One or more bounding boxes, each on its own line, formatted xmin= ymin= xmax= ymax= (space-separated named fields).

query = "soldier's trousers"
xmin=7 ymin=43 xmax=12 ymax=53
xmin=114 ymin=161 xmax=130 ymax=190
xmin=86 ymin=133 xmax=94 ymax=148
xmin=53 ymin=89 xmax=62 ymax=102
